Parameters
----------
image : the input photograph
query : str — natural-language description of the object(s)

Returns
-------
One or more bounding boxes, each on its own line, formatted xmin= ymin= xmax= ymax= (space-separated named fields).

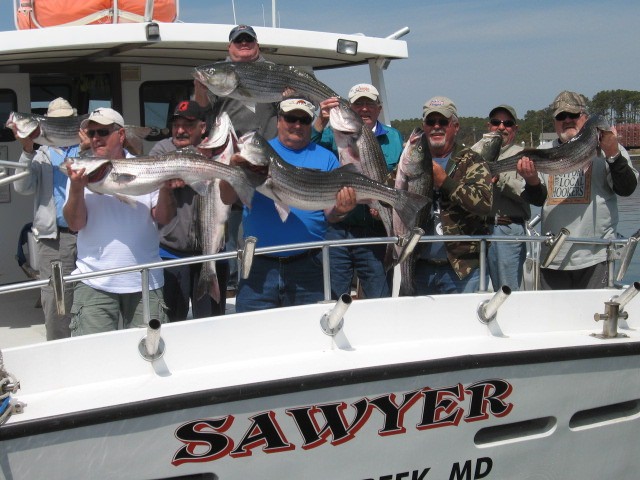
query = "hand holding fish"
xmin=432 ymin=160 xmax=448 ymax=189
xmin=327 ymin=186 xmax=357 ymax=222
xmin=599 ymin=126 xmax=620 ymax=158
xmin=11 ymin=124 xmax=39 ymax=154
xmin=516 ymin=157 xmax=540 ymax=186
xmin=314 ymin=97 xmax=340 ymax=132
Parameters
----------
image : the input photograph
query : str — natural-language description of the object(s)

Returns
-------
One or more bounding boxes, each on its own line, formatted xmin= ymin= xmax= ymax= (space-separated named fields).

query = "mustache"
xmin=175 ymin=133 xmax=191 ymax=140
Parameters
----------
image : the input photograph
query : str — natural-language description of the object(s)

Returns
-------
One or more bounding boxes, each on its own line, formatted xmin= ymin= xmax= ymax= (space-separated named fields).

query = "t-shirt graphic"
xmin=546 ymin=164 xmax=592 ymax=205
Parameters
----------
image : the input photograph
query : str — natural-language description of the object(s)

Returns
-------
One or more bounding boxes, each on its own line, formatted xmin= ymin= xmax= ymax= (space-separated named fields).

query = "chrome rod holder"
xmin=138 ymin=318 xmax=165 ymax=361
xmin=50 ymin=260 xmax=66 ymax=316
xmin=240 ymin=236 xmax=257 ymax=280
xmin=320 ymin=293 xmax=352 ymax=336
xmin=395 ymin=227 xmax=424 ymax=266
xmin=477 ymin=286 xmax=511 ymax=324
xmin=541 ymin=228 xmax=570 ymax=268
xmin=610 ymin=281 xmax=640 ymax=311
xmin=593 ymin=301 xmax=628 ymax=339
xmin=616 ymin=237 xmax=638 ymax=282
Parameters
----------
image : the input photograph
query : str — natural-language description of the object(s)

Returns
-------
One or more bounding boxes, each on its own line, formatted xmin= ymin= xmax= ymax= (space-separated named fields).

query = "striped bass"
xmin=470 ymin=132 xmax=503 ymax=164
xmin=6 ymin=111 xmax=166 ymax=150
xmin=489 ymin=115 xmax=611 ymax=176
xmin=60 ymin=149 xmax=262 ymax=207
xmin=393 ymin=128 xmax=433 ymax=296
xmin=240 ymin=132 xmax=429 ymax=231
xmin=196 ymin=112 xmax=237 ymax=305
xmin=193 ymin=61 xmax=362 ymax=130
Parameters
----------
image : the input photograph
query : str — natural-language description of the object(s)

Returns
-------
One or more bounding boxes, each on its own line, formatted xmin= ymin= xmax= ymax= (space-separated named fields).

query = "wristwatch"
xmin=605 ymin=152 xmax=620 ymax=164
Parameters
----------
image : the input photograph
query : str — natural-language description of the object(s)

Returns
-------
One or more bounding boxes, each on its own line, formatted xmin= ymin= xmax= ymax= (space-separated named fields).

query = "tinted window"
xmin=0 ymin=90 xmax=18 ymax=142
xmin=140 ymin=80 xmax=192 ymax=141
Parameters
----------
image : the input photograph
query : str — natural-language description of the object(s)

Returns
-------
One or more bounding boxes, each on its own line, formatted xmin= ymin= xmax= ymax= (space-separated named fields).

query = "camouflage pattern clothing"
xmin=421 ymin=143 xmax=493 ymax=279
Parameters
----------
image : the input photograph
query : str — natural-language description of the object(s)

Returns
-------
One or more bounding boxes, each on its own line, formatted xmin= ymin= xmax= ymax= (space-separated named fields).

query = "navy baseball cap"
xmin=229 ymin=25 xmax=257 ymax=42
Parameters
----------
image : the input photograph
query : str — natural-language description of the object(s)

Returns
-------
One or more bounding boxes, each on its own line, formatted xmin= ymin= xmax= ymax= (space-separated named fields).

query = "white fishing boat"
xmin=2 ymin=2 xmax=640 ymax=480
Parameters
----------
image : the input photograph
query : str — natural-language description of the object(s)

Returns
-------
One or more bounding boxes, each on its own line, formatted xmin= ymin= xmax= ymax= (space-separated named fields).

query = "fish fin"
xmin=190 ymin=180 xmax=213 ymax=196
xmin=394 ymin=190 xmax=431 ymax=230
xmin=112 ymin=172 xmax=137 ymax=185
xmin=195 ymin=261 xmax=220 ymax=303
xmin=273 ymin=201 xmax=290 ymax=222
xmin=336 ymin=163 xmax=360 ymax=174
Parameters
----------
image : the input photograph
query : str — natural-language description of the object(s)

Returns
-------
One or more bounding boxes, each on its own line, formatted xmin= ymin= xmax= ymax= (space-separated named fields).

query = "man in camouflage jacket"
xmin=415 ymin=96 xmax=492 ymax=294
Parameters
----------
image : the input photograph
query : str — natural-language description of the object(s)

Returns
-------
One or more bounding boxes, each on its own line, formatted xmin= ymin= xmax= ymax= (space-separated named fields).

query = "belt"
xmin=493 ymin=216 xmax=526 ymax=226
xmin=58 ymin=226 xmax=76 ymax=234
xmin=262 ymin=250 xmax=316 ymax=264
xmin=418 ymin=258 xmax=449 ymax=267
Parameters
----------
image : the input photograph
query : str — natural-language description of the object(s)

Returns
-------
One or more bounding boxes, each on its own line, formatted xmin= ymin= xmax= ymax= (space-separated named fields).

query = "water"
xmin=616 ymin=156 xmax=640 ymax=284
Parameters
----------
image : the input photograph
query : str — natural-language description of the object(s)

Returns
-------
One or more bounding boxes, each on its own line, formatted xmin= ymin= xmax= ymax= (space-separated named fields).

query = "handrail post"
xmin=141 ymin=268 xmax=150 ymax=325
xmin=322 ymin=244 xmax=332 ymax=302
xmin=478 ymin=238 xmax=488 ymax=292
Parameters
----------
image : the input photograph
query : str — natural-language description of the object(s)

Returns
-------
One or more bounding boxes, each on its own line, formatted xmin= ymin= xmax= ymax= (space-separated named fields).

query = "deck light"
xmin=337 ymin=39 xmax=358 ymax=55
xmin=146 ymin=22 xmax=160 ymax=41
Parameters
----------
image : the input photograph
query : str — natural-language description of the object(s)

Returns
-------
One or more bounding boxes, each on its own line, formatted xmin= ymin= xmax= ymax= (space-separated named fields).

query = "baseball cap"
xmin=229 ymin=24 xmax=257 ymax=42
xmin=80 ymin=107 xmax=125 ymax=129
xmin=172 ymin=101 xmax=205 ymax=121
xmin=422 ymin=96 xmax=457 ymax=120
xmin=551 ymin=91 xmax=587 ymax=117
xmin=46 ymin=97 xmax=76 ymax=117
xmin=489 ymin=104 xmax=518 ymax=122
xmin=348 ymin=84 xmax=379 ymax=103
xmin=279 ymin=98 xmax=316 ymax=118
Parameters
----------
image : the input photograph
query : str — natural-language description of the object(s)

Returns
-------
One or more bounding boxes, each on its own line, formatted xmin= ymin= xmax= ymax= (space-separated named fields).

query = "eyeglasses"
xmin=424 ymin=118 xmax=450 ymax=127
xmin=232 ymin=35 xmax=256 ymax=44
xmin=555 ymin=111 xmax=582 ymax=121
xmin=86 ymin=128 xmax=114 ymax=138
xmin=281 ymin=114 xmax=313 ymax=125
xmin=489 ymin=119 xmax=516 ymax=128
xmin=352 ymin=100 xmax=378 ymax=108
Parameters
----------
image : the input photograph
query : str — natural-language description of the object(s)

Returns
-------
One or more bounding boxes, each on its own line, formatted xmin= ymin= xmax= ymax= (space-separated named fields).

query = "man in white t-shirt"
xmin=63 ymin=108 xmax=176 ymax=335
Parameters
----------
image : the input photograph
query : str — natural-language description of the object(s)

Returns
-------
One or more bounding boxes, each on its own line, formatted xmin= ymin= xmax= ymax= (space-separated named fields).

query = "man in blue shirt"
xmin=12 ymin=98 xmax=88 ymax=340
xmin=312 ymin=84 xmax=403 ymax=299
xmin=221 ymin=95 xmax=356 ymax=312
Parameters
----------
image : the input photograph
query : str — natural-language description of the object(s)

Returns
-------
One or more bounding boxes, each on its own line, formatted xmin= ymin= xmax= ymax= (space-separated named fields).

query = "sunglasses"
xmin=281 ymin=114 xmax=312 ymax=125
xmin=232 ymin=35 xmax=256 ymax=44
xmin=555 ymin=111 xmax=582 ymax=121
xmin=86 ymin=128 xmax=114 ymax=138
xmin=489 ymin=119 xmax=516 ymax=128
xmin=424 ymin=118 xmax=450 ymax=127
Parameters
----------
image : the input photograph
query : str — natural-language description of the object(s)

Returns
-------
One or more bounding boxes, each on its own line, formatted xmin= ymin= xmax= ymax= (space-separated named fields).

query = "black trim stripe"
xmin=2 ymin=342 xmax=639 ymax=441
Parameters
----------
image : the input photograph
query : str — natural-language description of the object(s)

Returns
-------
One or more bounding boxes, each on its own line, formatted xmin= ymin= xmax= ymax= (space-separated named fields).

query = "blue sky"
xmin=2 ymin=0 xmax=639 ymax=121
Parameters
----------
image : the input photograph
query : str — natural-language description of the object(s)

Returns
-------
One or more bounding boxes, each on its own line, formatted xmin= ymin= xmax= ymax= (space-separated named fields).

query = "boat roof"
xmin=0 ymin=22 xmax=409 ymax=70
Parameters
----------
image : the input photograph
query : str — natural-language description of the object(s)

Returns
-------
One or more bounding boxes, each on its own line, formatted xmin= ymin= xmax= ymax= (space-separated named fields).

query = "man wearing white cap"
xmin=312 ymin=83 xmax=403 ymax=299
xmin=221 ymin=94 xmax=357 ymax=312
xmin=416 ymin=96 xmax=493 ymax=294
xmin=64 ymin=107 xmax=176 ymax=335
xmin=12 ymin=97 xmax=88 ymax=340
xmin=517 ymin=90 xmax=638 ymax=289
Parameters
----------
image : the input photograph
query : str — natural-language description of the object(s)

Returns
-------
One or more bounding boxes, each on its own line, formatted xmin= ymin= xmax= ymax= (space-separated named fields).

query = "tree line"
xmin=390 ymin=89 xmax=640 ymax=148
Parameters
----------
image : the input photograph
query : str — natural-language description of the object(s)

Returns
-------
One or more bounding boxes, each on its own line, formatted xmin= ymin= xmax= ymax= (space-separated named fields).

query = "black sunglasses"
xmin=281 ymin=114 xmax=312 ymax=125
xmin=232 ymin=35 xmax=256 ymax=44
xmin=555 ymin=111 xmax=582 ymax=121
xmin=424 ymin=118 xmax=450 ymax=127
xmin=489 ymin=118 xmax=516 ymax=128
xmin=86 ymin=128 xmax=114 ymax=138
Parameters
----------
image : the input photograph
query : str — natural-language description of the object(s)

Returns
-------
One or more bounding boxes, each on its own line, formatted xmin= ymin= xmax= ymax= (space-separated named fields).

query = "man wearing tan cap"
xmin=517 ymin=90 xmax=638 ymax=289
xmin=64 ymin=107 xmax=177 ymax=335
xmin=311 ymin=83 xmax=403 ymax=299
xmin=12 ymin=97 xmax=88 ymax=340
xmin=415 ymin=96 xmax=493 ymax=294
xmin=220 ymin=94 xmax=357 ymax=312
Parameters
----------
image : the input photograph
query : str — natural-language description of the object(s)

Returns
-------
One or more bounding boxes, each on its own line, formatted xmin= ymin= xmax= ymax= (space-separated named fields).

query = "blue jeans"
xmin=487 ymin=223 xmax=526 ymax=292
xmin=326 ymin=224 xmax=391 ymax=299
xmin=235 ymin=251 xmax=325 ymax=313
xmin=414 ymin=261 xmax=485 ymax=295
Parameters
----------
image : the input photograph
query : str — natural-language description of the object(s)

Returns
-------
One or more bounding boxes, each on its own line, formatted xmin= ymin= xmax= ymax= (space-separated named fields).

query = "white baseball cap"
xmin=279 ymin=98 xmax=316 ymax=118
xmin=348 ymin=83 xmax=379 ymax=103
xmin=80 ymin=107 xmax=125 ymax=129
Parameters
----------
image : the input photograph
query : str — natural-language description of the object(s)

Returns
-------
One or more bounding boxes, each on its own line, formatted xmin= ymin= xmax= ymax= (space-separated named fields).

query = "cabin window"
xmin=30 ymin=83 xmax=73 ymax=115
xmin=139 ymin=80 xmax=193 ymax=140
xmin=0 ymin=90 xmax=18 ymax=142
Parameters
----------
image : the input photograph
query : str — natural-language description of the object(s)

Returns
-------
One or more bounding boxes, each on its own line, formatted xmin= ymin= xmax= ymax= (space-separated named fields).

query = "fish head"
xmin=6 ymin=112 xmax=40 ymax=139
xmin=238 ymin=131 xmax=271 ymax=167
xmin=60 ymin=157 xmax=113 ymax=183
xmin=587 ymin=114 xmax=612 ymax=133
xmin=193 ymin=63 xmax=239 ymax=97
xmin=329 ymin=102 xmax=363 ymax=161
xmin=470 ymin=132 xmax=503 ymax=163
xmin=400 ymin=128 xmax=426 ymax=165
xmin=199 ymin=112 xmax=233 ymax=150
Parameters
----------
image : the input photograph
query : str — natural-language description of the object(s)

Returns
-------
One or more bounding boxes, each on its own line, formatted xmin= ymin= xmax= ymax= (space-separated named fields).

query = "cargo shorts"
xmin=70 ymin=281 xmax=168 ymax=337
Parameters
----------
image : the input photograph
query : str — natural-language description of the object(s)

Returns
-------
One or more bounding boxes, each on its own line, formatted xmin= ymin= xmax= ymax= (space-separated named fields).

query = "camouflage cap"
xmin=551 ymin=91 xmax=587 ymax=117
xmin=489 ymin=104 xmax=517 ymax=122
xmin=423 ymin=96 xmax=457 ymax=120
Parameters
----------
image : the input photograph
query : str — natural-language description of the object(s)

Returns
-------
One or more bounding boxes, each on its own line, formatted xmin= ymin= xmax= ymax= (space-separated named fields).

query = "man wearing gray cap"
xmin=485 ymin=105 xmax=543 ymax=292
xmin=517 ymin=90 xmax=638 ymax=289
xmin=12 ymin=97 xmax=88 ymax=340
xmin=415 ymin=96 xmax=493 ymax=294
xmin=64 ymin=107 xmax=176 ymax=335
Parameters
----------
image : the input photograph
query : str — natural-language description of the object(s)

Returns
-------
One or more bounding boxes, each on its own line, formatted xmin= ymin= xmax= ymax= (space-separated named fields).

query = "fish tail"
xmin=196 ymin=262 xmax=221 ymax=303
xmin=394 ymin=190 xmax=430 ymax=230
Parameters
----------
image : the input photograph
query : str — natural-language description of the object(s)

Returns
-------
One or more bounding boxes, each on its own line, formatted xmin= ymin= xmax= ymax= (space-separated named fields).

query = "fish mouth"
xmin=87 ymin=163 xmax=112 ymax=183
